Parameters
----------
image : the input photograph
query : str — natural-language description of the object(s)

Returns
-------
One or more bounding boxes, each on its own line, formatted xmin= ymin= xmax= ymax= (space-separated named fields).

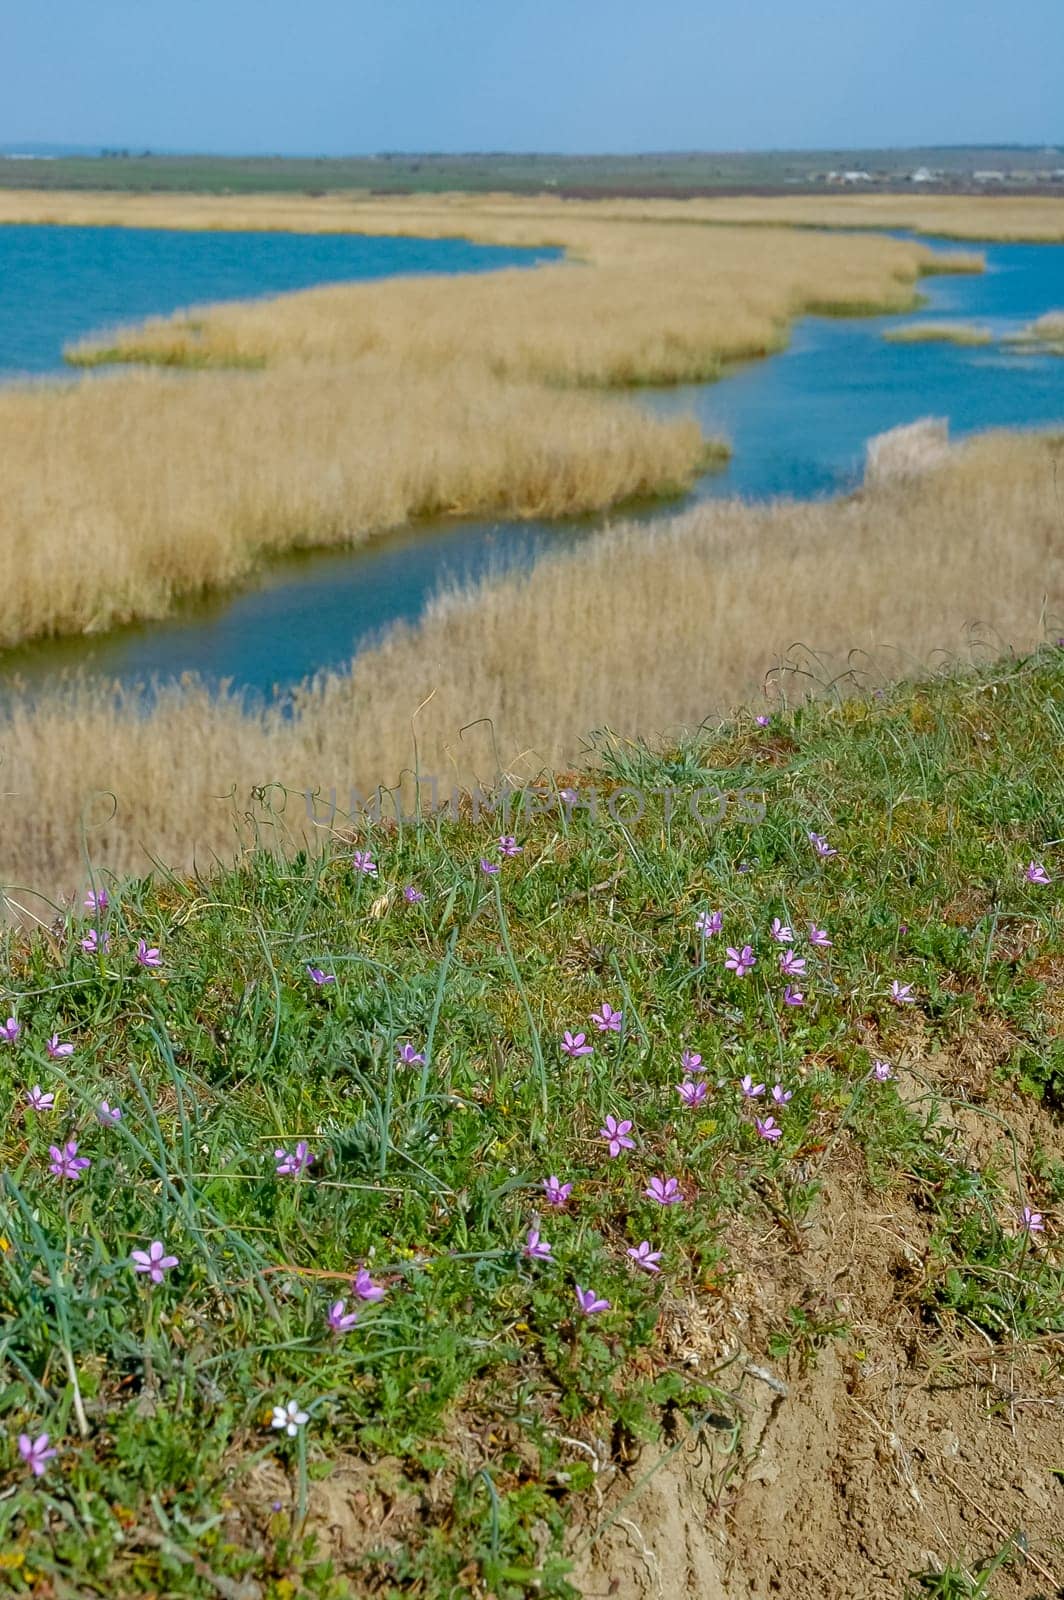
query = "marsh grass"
xmin=1006 ymin=310 xmax=1064 ymax=355
xmin=0 ymin=196 xmax=976 ymax=649
xmin=0 ymin=648 xmax=1060 ymax=1594
xmin=883 ymin=321 xmax=993 ymax=346
xmin=1 ymin=428 xmax=1060 ymax=905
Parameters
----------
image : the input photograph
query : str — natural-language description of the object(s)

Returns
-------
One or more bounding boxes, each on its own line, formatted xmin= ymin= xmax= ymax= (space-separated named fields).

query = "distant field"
xmin=2 ymin=145 xmax=1064 ymax=196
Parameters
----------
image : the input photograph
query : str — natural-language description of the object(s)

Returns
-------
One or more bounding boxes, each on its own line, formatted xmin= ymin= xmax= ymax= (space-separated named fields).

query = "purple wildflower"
xmin=783 ymin=985 xmax=804 ymax=1007
xmin=18 ymin=1433 xmax=56 ymax=1479
xmin=677 ymin=1079 xmax=708 ymax=1108
xmin=575 ymin=1285 xmax=610 ymax=1315
xmin=562 ymin=1030 xmax=594 ymax=1059
xmin=352 ymin=1266 xmax=386 ymax=1302
xmin=479 ymin=859 xmax=500 ymax=876
xmin=872 ymin=1059 xmax=894 ymax=1082
xmin=807 ymin=924 xmax=833 ymax=949
xmin=403 ymin=885 xmax=425 ymax=904
xmin=627 ymin=1241 xmax=663 ymax=1273
xmin=98 ymin=1100 xmax=122 ymax=1125
xmin=396 ymin=1042 xmax=426 ymax=1066
xmin=497 ymin=835 xmax=523 ymax=858
xmin=307 ymin=966 xmax=336 ymax=986
xmin=889 ymin=980 xmax=916 ymax=1006
xmin=680 ymin=1048 xmax=703 ymax=1075
xmin=1019 ymin=1206 xmax=1045 ymax=1235
xmin=725 ymin=944 xmax=756 ymax=977
xmin=46 ymin=1034 xmax=73 ymax=1059
xmin=755 ymin=714 xmax=771 ymax=728
xmin=25 ymin=1085 xmax=55 ymax=1112
xmin=695 ymin=909 xmax=723 ymax=938
xmin=351 ymin=851 xmax=377 ymax=875
xmin=771 ymin=1084 xmax=793 ymax=1107
xmin=274 ymin=1142 xmax=314 ymax=1177
xmin=81 ymin=928 xmax=109 ymax=955
xmin=558 ymin=787 xmax=578 ymax=806
xmin=83 ymin=888 xmax=109 ymax=912
xmin=524 ymin=1227 xmax=552 ymax=1262
xmin=590 ymin=1001 xmax=623 ymax=1033
xmin=740 ymin=1075 xmax=765 ymax=1099
xmin=1025 ymin=862 xmax=1052 ymax=885
xmin=599 ymin=1115 xmax=635 ymax=1158
xmin=326 ymin=1299 xmax=359 ymax=1334
xmin=130 ymin=1240 xmax=179 ymax=1285
xmin=779 ymin=949 xmax=806 ymax=979
xmin=644 ymin=1175 xmax=683 ymax=1206
xmin=136 ymin=940 xmax=162 ymax=969
xmin=48 ymin=1140 xmax=89 ymax=1180
xmin=542 ymin=1175 xmax=572 ymax=1207
xmin=770 ymin=918 xmax=793 ymax=943
xmin=808 ymin=831 xmax=838 ymax=860
xmin=1 ymin=1017 xmax=19 ymax=1044
xmin=755 ymin=1116 xmax=783 ymax=1143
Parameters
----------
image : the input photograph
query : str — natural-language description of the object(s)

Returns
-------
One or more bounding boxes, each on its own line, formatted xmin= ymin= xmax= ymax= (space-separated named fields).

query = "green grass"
xmin=0 ymin=647 xmax=1061 ymax=1596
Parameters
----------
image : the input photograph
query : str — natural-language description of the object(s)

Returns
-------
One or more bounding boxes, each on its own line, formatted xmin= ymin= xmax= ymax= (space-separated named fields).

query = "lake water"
xmin=0 ymin=223 xmax=560 ymax=375
xmin=1 ymin=231 xmax=1061 ymax=695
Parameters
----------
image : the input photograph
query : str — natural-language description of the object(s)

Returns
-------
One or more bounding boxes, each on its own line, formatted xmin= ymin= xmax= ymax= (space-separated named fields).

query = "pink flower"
xmin=326 ymin=1299 xmax=359 ymax=1334
xmin=770 ymin=918 xmax=793 ymax=943
xmin=562 ymin=1030 xmax=593 ymax=1058
xmin=352 ymin=1266 xmax=386 ymax=1302
xmin=137 ymin=940 xmax=162 ymax=969
xmin=542 ymin=1174 xmax=572 ymax=1207
xmin=740 ymin=1075 xmax=765 ymax=1099
xmin=396 ymin=1042 xmax=425 ymax=1066
xmin=351 ymin=851 xmax=377 ymax=875
xmin=81 ymin=928 xmax=110 ymax=955
xmin=130 ymin=1240 xmax=179 ymax=1285
xmin=755 ymin=715 xmax=771 ymax=728
xmin=599 ymin=1115 xmax=635 ymax=1158
xmin=480 ymin=859 xmax=500 ymax=876
xmin=1025 ymin=862 xmax=1051 ymax=885
xmin=627 ymin=1241 xmax=663 ymax=1273
xmin=558 ymin=787 xmax=578 ymax=806
xmin=872 ymin=1059 xmax=894 ymax=1082
xmin=1019 ymin=1206 xmax=1045 ymax=1235
xmin=274 ymin=1142 xmax=314 ymax=1177
xmin=18 ymin=1433 xmax=56 ymax=1478
xmin=83 ymin=888 xmax=109 ymax=912
xmin=48 ymin=1140 xmax=90 ymax=1180
xmin=725 ymin=944 xmax=756 ymax=977
xmin=676 ymin=1079 xmax=708 ymax=1108
xmin=808 ymin=832 xmax=838 ymax=860
xmin=46 ymin=1034 xmax=73 ymax=1059
xmin=755 ymin=1116 xmax=783 ymax=1143
xmin=498 ymin=835 xmax=523 ymax=858
xmin=779 ymin=949 xmax=806 ymax=978
xmin=524 ymin=1227 xmax=552 ymax=1262
xmin=25 ymin=1085 xmax=55 ymax=1112
xmin=590 ymin=1001 xmax=623 ymax=1033
xmin=807 ymin=924 xmax=832 ymax=948
xmin=98 ymin=1100 xmax=122 ymax=1124
xmin=307 ymin=966 xmax=336 ymax=985
xmin=575 ymin=1285 xmax=610 ymax=1315
xmin=783 ymin=985 xmax=804 ymax=1007
xmin=889 ymin=980 xmax=916 ymax=1006
xmin=1 ymin=1016 xmax=19 ymax=1044
xmin=680 ymin=1048 xmax=703 ymax=1075
xmin=643 ymin=1175 xmax=683 ymax=1206
xmin=695 ymin=910 xmax=723 ymax=937
xmin=771 ymin=1084 xmax=793 ymax=1107
xmin=403 ymin=885 xmax=424 ymax=903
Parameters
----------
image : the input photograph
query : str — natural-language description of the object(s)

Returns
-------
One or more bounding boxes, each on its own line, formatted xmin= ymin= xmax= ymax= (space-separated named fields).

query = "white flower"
xmin=271 ymin=1400 xmax=309 ymax=1437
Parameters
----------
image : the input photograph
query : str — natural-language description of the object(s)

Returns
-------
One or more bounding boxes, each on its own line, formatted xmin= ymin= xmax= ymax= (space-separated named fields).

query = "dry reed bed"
xmin=1 ymin=201 xmax=966 ymax=649
xmin=3 ymin=428 xmax=1060 ymax=908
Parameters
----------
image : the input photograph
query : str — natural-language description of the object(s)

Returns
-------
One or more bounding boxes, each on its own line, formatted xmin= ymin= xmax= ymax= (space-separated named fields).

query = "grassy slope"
xmin=1 ymin=648 xmax=1062 ymax=1596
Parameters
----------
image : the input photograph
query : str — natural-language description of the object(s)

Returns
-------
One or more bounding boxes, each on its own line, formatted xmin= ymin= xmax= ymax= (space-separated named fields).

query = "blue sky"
xmin=4 ymin=0 xmax=1062 ymax=154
